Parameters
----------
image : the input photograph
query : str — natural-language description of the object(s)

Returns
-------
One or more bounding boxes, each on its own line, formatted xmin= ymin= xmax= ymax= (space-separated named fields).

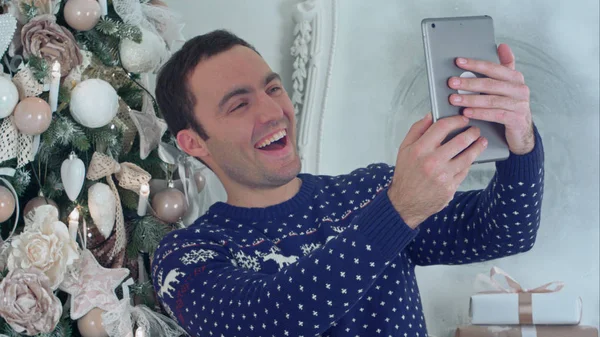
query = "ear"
xmin=177 ymin=129 xmax=210 ymax=160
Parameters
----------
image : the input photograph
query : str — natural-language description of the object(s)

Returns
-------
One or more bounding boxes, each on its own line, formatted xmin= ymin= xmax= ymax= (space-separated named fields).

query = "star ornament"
xmin=129 ymin=108 xmax=168 ymax=160
xmin=59 ymin=250 xmax=130 ymax=320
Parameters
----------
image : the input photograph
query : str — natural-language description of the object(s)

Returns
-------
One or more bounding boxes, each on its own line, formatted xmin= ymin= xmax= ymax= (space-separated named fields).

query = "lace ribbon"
xmin=86 ymin=152 xmax=151 ymax=268
xmin=102 ymin=278 xmax=186 ymax=337
xmin=11 ymin=66 xmax=43 ymax=98
xmin=0 ymin=117 xmax=36 ymax=168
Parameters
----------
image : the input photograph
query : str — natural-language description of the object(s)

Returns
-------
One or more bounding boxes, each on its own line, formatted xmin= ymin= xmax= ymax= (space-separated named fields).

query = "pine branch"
xmin=27 ymin=55 xmax=49 ymax=82
xmin=38 ymin=315 xmax=73 ymax=337
xmin=38 ymin=117 xmax=91 ymax=163
xmin=79 ymin=204 xmax=90 ymax=220
xmin=72 ymin=132 xmax=92 ymax=152
xmin=95 ymin=17 xmax=119 ymax=36
xmin=120 ymin=146 xmax=164 ymax=179
xmin=131 ymin=280 xmax=156 ymax=307
xmin=19 ymin=2 xmax=37 ymax=21
xmin=117 ymin=82 xmax=143 ymax=110
xmin=96 ymin=18 xmax=141 ymax=45
xmin=0 ymin=320 xmax=22 ymax=337
xmin=44 ymin=117 xmax=77 ymax=147
xmin=111 ymin=116 xmax=127 ymax=133
xmin=127 ymin=216 xmax=170 ymax=259
xmin=43 ymin=171 xmax=64 ymax=200
xmin=77 ymin=30 xmax=120 ymax=67
xmin=10 ymin=168 xmax=32 ymax=197
xmin=120 ymin=188 xmax=138 ymax=211
xmin=85 ymin=125 xmax=123 ymax=159
xmin=119 ymin=23 xmax=142 ymax=43
xmin=128 ymin=72 xmax=141 ymax=81
xmin=57 ymin=83 xmax=72 ymax=109
xmin=130 ymin=280 xmax=153 ymax=297
xmin=35 ymin=147 xmax=54 ymax=176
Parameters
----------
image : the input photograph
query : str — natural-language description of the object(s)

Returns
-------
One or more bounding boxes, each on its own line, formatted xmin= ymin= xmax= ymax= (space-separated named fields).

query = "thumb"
xmin=498 ymin=43 xmax=516 ymax=70
xmin=400 ymin=112 xmax=433 ymax=149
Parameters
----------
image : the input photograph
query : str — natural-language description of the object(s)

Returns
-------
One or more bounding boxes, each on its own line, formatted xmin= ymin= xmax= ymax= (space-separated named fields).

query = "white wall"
xmin=164 ymin=1 xmax=599 ymax=336
xmin=163 ymin=0 xmax=299 ymax=97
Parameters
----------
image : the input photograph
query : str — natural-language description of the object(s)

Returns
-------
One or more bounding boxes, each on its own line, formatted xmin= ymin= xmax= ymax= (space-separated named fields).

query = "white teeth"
xmin=258 ymin=130 xmax=287 ymax=149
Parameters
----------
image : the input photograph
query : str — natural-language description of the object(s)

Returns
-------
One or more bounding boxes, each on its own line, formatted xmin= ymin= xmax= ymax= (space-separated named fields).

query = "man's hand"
xmin=388 ymin=114 xmax=487 ymax=229
xmin=448 ymin=43 xmax=534 ymax=155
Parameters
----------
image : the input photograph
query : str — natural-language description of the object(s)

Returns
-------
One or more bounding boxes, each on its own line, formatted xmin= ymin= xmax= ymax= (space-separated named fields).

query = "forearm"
xmin=483 ymin=123 xmax=545 ymax=251
xmin=407 ymin=125 xmax=544 ymax=265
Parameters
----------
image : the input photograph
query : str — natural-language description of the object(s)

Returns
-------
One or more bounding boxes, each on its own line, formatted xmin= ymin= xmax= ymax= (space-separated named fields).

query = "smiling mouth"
xmin=255 ymin=129 xmax=288 ymax=151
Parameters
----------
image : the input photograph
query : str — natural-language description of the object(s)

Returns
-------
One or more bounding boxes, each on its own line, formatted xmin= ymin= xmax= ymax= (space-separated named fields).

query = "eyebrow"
xmin=265 ymin=72 xmax=281 ymax=86
xmin=218 ymin=72 xmax=282 ymax=111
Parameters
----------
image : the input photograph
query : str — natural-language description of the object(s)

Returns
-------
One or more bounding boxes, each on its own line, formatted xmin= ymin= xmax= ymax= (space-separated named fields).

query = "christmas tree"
xmin=0 ymin=0 xmax=194 ymax=335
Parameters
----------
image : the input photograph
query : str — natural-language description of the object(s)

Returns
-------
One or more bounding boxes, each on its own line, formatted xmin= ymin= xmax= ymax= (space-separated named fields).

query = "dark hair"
xmin=155 ymin=30 xmax=259 ymax=140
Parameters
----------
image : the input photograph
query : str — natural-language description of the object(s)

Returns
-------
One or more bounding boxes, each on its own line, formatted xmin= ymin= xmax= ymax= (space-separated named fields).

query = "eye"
xmin=268 ymin=86 xmax=282 ymax=94
xmin=231 ymin=102 xmax=248 ymax=112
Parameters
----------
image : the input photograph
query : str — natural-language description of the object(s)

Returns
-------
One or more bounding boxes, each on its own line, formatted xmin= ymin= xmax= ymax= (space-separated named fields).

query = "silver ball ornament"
xmin=152 ymin=187 xmax=187 ymax=223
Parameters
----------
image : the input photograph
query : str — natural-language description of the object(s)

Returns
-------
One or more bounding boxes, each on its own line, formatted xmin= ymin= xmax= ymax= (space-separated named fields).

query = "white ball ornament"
xmin=70 ymin=79 xmax=118 ymax=128
xmin=87 ymin=182 xmax=115 ymax=240
xmin=119 ymin=28 xmax=164 ymax=73
xmin=0 ymin=76 xmax=19 ymax=118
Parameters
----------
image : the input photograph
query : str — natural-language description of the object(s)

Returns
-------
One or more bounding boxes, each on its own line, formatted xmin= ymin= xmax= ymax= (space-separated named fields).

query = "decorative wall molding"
xmin=291 ymin=0 xmax=337 ymax=174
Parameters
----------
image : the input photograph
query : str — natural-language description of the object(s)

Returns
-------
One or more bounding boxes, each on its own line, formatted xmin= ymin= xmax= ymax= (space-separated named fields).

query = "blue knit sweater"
xmin=152 ymin=129 xmax=544 ymax=337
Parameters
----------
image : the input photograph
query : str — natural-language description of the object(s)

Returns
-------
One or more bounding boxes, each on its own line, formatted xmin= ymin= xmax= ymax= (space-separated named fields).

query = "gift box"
xmin=470 ymin=267 xmax=582 ymax=325
xmin=455 ymin=325 xmax=599 ymax=337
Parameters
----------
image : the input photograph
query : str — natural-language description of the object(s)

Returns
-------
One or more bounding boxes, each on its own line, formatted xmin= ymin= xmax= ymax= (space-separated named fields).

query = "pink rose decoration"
xmin=21 ymin=14 xmax=82 ymax=77
xmin=0 ymin=268 xmax=62 ymax=335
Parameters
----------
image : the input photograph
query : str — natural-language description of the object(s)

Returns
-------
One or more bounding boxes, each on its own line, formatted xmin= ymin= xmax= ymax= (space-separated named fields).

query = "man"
xmin=152 ymin=29 xmax=543 ymax=337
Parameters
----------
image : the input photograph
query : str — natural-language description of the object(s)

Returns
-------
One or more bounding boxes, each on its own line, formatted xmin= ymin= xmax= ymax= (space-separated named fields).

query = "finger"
xmin=450 ymin=94 xmax=526 ymax=112
xmin=437 ymin=126 xmax=481 ymax=161
xmin=450 ymin=136 xmax=488 ymax=175
xmin=462 ymin=108 xmax=529 ymax=128
xmin=420 ymin=115 xmax=470 ymax=148
xmin=455 ymin=57 xmax=524 ymax=84
xmin=400 ymin=112 xmax=433 ymax=149
xmin=497 ymin=43 xmax=516 ymax=70
xmin=448 ymin=77 xmax=530 ymax=101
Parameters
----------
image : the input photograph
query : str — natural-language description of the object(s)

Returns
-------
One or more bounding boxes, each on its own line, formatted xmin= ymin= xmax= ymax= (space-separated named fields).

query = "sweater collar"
xmin=207 ymin=173 xmax=317 ymax=221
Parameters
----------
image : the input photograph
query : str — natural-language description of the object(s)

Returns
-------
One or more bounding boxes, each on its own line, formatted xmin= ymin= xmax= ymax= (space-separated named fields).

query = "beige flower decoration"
xmin=7 ymin=205 xmax=80 ymax=289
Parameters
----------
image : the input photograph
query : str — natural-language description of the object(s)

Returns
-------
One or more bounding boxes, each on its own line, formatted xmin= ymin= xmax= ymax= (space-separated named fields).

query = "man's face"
xmin=186 ymin=45 xmax=301 ymax=189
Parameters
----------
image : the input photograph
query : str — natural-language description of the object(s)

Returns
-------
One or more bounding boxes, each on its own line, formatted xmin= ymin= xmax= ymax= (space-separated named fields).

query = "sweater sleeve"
xmin=406 ymin=124 xmax=545 ymax=266
xmin=151 ymin=191 xmax=418 ymax=337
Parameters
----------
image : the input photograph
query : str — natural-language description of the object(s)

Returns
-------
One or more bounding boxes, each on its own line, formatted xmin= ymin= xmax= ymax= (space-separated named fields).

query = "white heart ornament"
xmin=0 ymin=14 xmax=17 ymax=59
xmin=87 ymin=182 xmax=115 ymax=239
xmin=61 ymin=152 xmax=86 ymax=201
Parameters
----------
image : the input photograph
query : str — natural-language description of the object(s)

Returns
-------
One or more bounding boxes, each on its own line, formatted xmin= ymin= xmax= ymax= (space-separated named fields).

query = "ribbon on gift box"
xmin=455 ymin=325 xmax=599 ymax=337
xmin=475 ymin=266 xmax=565 ymax=324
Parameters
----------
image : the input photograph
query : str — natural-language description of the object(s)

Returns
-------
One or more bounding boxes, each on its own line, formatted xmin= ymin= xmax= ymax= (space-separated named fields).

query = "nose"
xmin=255 ymin=91 xmax=284 ymax=125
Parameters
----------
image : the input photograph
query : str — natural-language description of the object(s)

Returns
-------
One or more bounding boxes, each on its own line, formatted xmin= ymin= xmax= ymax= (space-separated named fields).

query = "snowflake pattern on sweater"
xmin=152 ymin=129 xmax=544 ymax=337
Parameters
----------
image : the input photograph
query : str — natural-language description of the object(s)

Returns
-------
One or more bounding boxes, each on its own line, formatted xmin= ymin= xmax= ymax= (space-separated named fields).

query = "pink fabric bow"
xmin=477 ymin=266 xmax=565 ymax=294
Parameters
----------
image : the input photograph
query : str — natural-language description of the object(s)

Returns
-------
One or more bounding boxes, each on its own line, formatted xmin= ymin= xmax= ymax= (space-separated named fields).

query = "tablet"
xmin=422 ymin=15 xmax=509 ymax=164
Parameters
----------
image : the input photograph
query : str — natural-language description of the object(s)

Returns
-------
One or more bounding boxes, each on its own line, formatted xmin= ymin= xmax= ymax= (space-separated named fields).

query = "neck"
xmin=224 ymin=177 xmax=302 ymax=208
